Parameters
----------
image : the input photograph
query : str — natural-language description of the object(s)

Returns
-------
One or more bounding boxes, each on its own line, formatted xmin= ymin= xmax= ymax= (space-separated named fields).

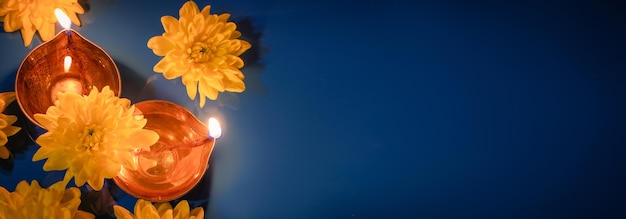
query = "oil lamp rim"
xmin=134 ymin=99 xmax=210 ymax=127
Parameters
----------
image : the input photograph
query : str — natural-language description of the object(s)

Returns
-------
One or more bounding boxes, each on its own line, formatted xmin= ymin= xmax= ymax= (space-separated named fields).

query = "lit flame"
xmin=64 ymin=56 xmax=72 ymax=72
xmin=208 ymin=117 xmax=222 ymax=139
xmin=54 ymin=8 xmax=71 ymax=31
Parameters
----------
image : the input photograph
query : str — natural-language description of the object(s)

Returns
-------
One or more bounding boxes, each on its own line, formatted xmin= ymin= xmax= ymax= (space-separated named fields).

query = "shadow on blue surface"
xmin=116 ymin=61 xmax=147 ymax=102
xmin=237 ymin=17 xmax=268 ymax=96
xmin=0 ymin=88 xmax=37 ymax=174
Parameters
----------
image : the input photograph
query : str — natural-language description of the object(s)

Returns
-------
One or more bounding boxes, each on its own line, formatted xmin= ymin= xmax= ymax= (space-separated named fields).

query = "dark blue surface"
xmin=1 ymin=0 xmax=625 ymax=218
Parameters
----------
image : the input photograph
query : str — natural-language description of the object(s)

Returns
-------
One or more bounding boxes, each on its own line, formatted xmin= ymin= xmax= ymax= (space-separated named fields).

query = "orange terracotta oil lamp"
xmin=15 ymin=9 xmax=121 ymax=128
xmin=114 ymin=100 xmax=222 ymax=201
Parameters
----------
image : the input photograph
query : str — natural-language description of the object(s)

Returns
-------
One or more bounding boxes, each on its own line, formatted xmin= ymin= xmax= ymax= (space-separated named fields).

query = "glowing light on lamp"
xmin=208 ymin=117 xmax=222 ymax=139
xmin=54 ymin=9 xmax=71 ymax=31
xmin=63 ymin=56 xmax=72 ymax=72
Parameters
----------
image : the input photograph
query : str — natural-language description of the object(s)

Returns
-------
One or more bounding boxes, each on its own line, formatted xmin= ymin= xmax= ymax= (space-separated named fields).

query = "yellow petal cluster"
xmin=0 ymin=0 xmax=84 ymax=46
xmin=33 ymin=86 xmax=159 ymax=191
xmin=148 ymin=1 xmax=251 ymax=107
xmin=114 ymin=199 xmax=204 ymax=219
xmin=0 ymin=180 xmax=94 ymax=219
xmin=0 ymin=92 xmax=20 ymax=159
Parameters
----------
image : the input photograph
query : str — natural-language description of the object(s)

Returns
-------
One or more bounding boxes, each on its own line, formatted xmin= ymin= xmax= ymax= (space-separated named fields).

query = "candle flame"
xmin=54 ymin=8 xmax=71 ymax=31
xmin=64 ymin=56 xmax=72 ymax=72
xmin=208 ymin=117 xmax=222 ymax=139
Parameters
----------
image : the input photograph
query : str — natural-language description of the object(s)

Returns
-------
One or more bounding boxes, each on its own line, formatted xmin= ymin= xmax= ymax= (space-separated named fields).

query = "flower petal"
xmin=200 ymin=5 xmax=212 ymax=16
xmin=0 ymin=118 xmax=6 ymax=128
xmin=74 ymin=210 xmax=96 ymax=219
xmin=34 ymin=114 xmax=57 ymax=131
xmin=32 ymin=144 xmax=54 ymax=161
xmin=184 ymin=80 xmax=198 ymax=100
xmin=126 ymin=129 xmax=159 ymax=150
xmin=0 ymin=114 xmax=17 ymax=126
xmin=20 ymin=25 xmax=36 ymax=46
xmin=39 ymin=22 xmax=55 ymax=42
xmin=161 ymin=15 xmax=179 ymax=33
xmin=217 ymin=13 xmax=230 ymax=22
xmin=113 ymin=205 xmax=134 ymax=219
xmin=0 ymin=133 xmax=8 ymax=147
xmin=173 ymin=200 xmax=190 ymax=218
xmin=179 ymin=1 xmax=200 ymax=19
xmin=0 ymin=92 xmax=16 ymax=104
xmin=223 ymin=71 xmax=246 ymax=92
xmin=236 ymin=40 xmax=252 ymax=56
xmin=190 ymin=207 xmax=204 ymax=219
xmin=42 ymin=153 xmax=69 ymax=171
xmin=156 ymin=202 xmax=173 ymax=216
xmin=148 ymin=36 xmax=174 ymax=56
xmin=3 ymin=12 xmax=21 ymax=32
xmin=15 ymin=180 xmax=30 ymax=194
xmin=0 ymin=146 xmax=9 ymax=159
xmin=87 ymin=175 xmax=105 ymax=191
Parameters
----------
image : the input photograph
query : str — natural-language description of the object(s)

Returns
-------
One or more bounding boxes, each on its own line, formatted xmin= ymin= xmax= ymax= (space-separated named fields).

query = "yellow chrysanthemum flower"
xmin=32 ymin=86 xmax=159 ymax=191
xmin=0 ymin=0 xmax=84 ymax=46
xmin=0 ymin=92 xmax=20 ymax=159
xmin=148 ymin=1 xmax=251 ymax=107
xmin=0 ymin=180 xmax=94 ymax=219
xmin=114 ymin=199 xmax=204 ymax=219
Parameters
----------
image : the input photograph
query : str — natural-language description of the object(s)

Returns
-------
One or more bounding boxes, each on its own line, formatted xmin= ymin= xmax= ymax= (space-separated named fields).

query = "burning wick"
xmin=208 ymin=117 xmax=222 ymax=139
xmin=54 ymin=8 xmax=72 ymax=36
xmin=63 ymin=56 xmax=72 ymax=72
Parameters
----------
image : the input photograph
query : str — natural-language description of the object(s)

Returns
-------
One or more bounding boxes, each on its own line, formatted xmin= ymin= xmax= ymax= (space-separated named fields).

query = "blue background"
xmin=1 ymin=0 xmax=625 ymax=218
